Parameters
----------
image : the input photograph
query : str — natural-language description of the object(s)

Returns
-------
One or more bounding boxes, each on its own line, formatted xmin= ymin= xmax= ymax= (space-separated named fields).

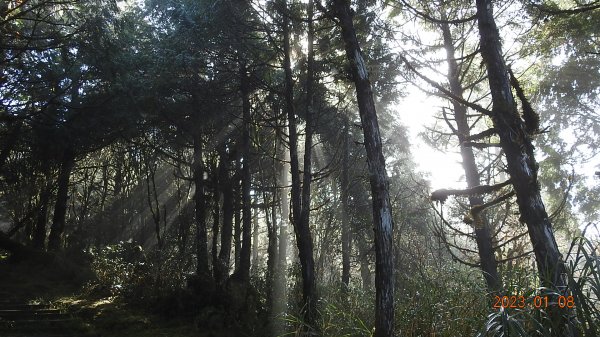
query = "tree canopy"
xmin=0 ymin=1 xmax=598 ymax=336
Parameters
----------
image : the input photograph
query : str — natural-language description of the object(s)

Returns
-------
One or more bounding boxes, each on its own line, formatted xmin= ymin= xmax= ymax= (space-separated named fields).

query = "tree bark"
xmin=48 ymin=148 xmax=75 ymax=251
xmin=356 ymin=232 xmax=372 ymax=290
xmin=265 ymin=187 xmax=278 ymax=315
xmin=32 ymin=181 xmax=51 ymax=250
xmin=440 ymin=19 xmax=501 ymax=293
xmin=341 ymin=120 xmax=352 ymax=288
xmin=332 ymin=2 xmax=395 ymax=336
xmin=216 ymin=150 xmax=234 ymax=286
xmin=145 ymin=157 xmax=163 ymax=249
xmin=211 ymin=168 xmax=220 ymax=279
xmin=193 ymin=134 xmax=210 ymax=278
xmin=299 ymin=0 xmax=318 ymax=323
xmin=251 ymin=195 xmax=260 ymax=276
xmin=234 ymin=158 xmax=242 ymax=269
xmin=476 ymin=1 xmax=576 ymax=335
xmin=281 ymin=0 xmax=318 ymax=327
xmin=238 ymin=64 xmax=252 ymax=282
xmin=272 ymin=146 xmax=289 ymax=337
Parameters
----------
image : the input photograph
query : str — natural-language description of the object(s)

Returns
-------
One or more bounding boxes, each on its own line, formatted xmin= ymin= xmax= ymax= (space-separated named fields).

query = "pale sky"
xmin=394 ymin=90 xmax=465 ymax=192
xmin=395 ymin=89 xmax=600 ymax=240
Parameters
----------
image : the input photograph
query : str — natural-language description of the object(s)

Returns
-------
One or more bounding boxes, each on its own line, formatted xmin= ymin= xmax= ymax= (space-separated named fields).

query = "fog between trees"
xmin=1 ymin=0 xmax=599 ymax=336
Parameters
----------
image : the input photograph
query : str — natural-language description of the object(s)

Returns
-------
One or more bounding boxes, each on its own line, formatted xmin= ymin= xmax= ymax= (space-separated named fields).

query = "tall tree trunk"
xmin=194 ymin=134 xmax=210 ymax=278
xmin=265 ymin=187 xmax=278 ymax=315
xmin=251 ymin=195 xmax=260 ymax=276
xmin=341 ymin=120 xmax=352 ymax=288
xmin=145 ymin=157 xmax=163 ymax=249
xmin=273 ymin=145 xmax=289 ymax=324
xmin=48 ymin=148 xmax=75 ymax=251
xmin=332 ymin=2 xmax=395 ymax=336
xmin=299 ymin=0 xmax=318 ymax=323
xmin=216 ymin=150 xmax=234 ymax=286
xmin=356 ymin=233 xmax=372 ymax=290
xmin=440 ymin=20 xmax=501 ymax=293
xmin=32 ymin=182 xmax=52 ymax=250
xmin=176 ymin=178 xmax=191 ymax=268
xmin=281 ymin=0 xmax=318 ymax=327
xmin=476 ymin=1 xmax=576 ymax=336
xmin=278 ymin=152 xmax=289 ymax=276
xmin=212 ymin=172 xmax=220 ymax=280
xmin=234 ymin=158 xmax=242 ymax=269
xmin=238 ymin=64 xmax=252 ymax=282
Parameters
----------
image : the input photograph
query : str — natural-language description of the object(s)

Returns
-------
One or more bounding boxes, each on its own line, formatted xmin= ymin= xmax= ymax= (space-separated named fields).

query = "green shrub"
xmin=566 ymin=236 xmax=600 ymax=336
xmin=477 ymin=235 xmax=600 ymax=337
xmin=282 ymin=262 xmax=488 ymax=337
xmin=87 ymin=241 xmax=151 ymax=300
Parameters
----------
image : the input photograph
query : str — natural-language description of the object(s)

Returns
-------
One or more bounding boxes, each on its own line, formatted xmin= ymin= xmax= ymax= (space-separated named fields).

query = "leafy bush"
xmin=280 ymin=285 xmax=374 ymax=337
xmin=566 ymin=236 xmax=600 ymax=336
xmin=396 ymin=263 xmax=488 ymax=337
xmin=282 ymin=262 xmax=488 ymax=337
xmin=87 ymin=241 xmax=151 ymax=299
xmin=477 ymin=234 xmax=600 ymax=337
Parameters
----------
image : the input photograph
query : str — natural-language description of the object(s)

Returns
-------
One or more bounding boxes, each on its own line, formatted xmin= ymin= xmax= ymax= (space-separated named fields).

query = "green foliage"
xmin=2 ymin=0 xmax=599 ymax=335
xmin=478 ymin=307 xmax=539 ymax=337
xmin=281 ymin=285 xmax=375 ymax=337
xmin=282 ymin=262 xmax=488 ymax=337
xmin=396 ymin=263 xmax=488 ymax=337
xmin=477 ymin=234 xmax=600 ymax=337
xmin=523 ymin=0 xmax=600 ymax=228
xmin=566 ymin=235 xmax=600 ymax=335
xmin=88 ymin=241 xmax=151 ymax=299
xmin=318 ymin=287 xmax=375 ymax=337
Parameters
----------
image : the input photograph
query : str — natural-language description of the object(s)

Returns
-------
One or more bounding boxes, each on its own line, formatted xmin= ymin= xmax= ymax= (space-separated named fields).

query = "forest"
xmin=0 ymin=0 xmax=599 ymax=336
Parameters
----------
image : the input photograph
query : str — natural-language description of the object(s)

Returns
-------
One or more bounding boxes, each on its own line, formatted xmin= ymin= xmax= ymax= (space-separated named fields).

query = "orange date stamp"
xmin=492 ymin=295 xmax=575 ymax=309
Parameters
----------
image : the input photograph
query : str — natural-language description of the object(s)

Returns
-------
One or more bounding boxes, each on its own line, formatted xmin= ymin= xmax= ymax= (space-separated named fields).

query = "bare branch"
xmin=398 ymin=54 xmax=493 ymax=117
xmin=497 ymin=250 xmax=533 ymax=263
xmin=462 ymin=141 xmax=502 ymax=149
xmin=397 ymin=0 xmax=477 ymax=24
xmin=431 ymin=179 xmax=512 ymax=203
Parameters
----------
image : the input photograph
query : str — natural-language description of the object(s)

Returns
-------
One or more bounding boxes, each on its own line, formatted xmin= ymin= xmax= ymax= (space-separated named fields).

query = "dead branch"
xmin=431 ymin=179 xmax=512 ymax=203
xmin=462 ymin=141 xmax=502 ymax=149
xmin=398 ymin=54 xmax=493 ymax=117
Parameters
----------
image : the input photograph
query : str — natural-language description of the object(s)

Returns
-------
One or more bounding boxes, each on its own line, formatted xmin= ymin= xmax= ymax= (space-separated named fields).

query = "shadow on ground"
xmin=0 ymin=253 xmax=240 ymax=337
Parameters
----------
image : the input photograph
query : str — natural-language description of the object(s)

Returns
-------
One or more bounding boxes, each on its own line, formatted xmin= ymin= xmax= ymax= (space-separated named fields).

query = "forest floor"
xmin=0 ymin=254 xmax=221 ymax=337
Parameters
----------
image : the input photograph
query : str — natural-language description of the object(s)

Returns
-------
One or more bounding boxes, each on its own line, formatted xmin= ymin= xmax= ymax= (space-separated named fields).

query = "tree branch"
xmin=530 ymin=1 xmax=600 ymax=15
xmin=461 ymin=141 xmax=502 ymax=149
xmin=398 ymin=0 xmax=477 ymax=24
xmin=463 ymin=128 xmax=497 ymax=142
xmin=431 ymin=179 xmax=512 ymax=203
xmin=471 ymin=191 xmax=515 ymax=215
xmin=497 ymin=250 xmax=533 ymax=263
xmin=398 ymin=54 xmax=492 ymax=117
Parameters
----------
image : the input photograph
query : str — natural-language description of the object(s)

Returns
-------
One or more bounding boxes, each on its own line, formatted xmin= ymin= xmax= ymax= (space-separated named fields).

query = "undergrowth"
xmin=477 ymin=235 xmax=599 ymax=337
xmin=283 ymin=262 xmax=488 ymax=337
xmin=280 ymin=235 xmax=599 ymax=337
